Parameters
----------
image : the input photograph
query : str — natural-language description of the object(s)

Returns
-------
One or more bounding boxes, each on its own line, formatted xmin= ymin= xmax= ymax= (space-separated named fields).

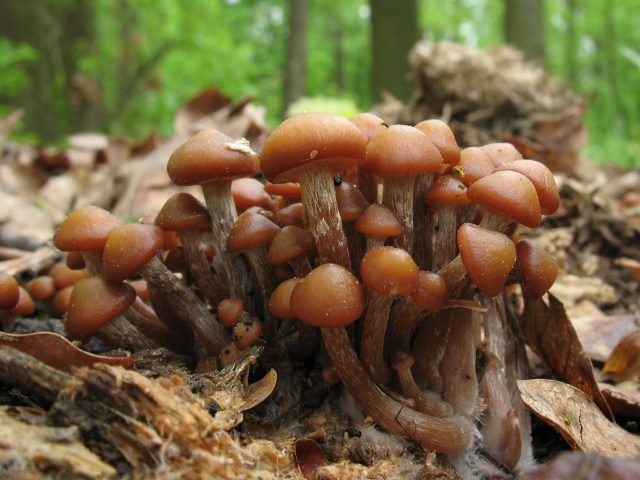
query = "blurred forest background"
xmin=0 ymin=0 xmax=638 ymax=167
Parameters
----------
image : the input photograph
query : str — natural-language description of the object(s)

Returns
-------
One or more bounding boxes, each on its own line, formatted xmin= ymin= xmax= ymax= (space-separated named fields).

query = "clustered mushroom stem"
xmin=201 ymin=181 xmax=253 ymax=305
xmin=478 ymin=210 xmax=513 ymax=233
xmin=390 ymin=298 xmax=426 ymax=353
xmin=244 ymin=247 xmax=277 ymax=337
xmin=439 ymin=306 xmax=479 ymax=418
xmin=413 ymin=173 xmax=435 ymax=269
xmin=179 ymin=228 xmax=226 ymax=306
xmin=438 ymin=255 xmax=468 ymax=297
xmin=321 ymin=326 xmax=471 ymax=453
xmin=299 ymin=167 xmax=350 ymax=269
xmin=357 ymin=169 xmax=379 ymax=204
xmin=97 ymin=316 xmax=158 ymax=351
xmin=479 ymin=294 xmax=523 ymax=470
xmin=395 ymin=358 xmax=454 ymax=418
xmin=139 ymin=255 xmax=230 ymax=354
xmin=432 ymin=206 xmax=458 ymax=271
xmin=288 ymin=256 xmax=312 ymax=277
xmin=360 ymin=290 xmax=393 ymax=384
xmin=383 ymin=176 xmax=415 ymax=254
xmin=411 ymin=313 xmax=450 ymax=391
xmin=81 ymin=251 xmax=104 ymax=276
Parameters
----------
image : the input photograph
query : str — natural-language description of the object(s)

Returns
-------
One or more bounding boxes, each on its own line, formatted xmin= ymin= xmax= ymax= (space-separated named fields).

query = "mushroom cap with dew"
xmin=411 ymin=271 xmax=448 ymax=311
xmin=268 ymin=226 xmax=315 ymax=265
xmin=0 ymin=273 xmax=20 ymax=309
xmin=480 ymin=142 xmax=522 ymax=167
xmin=457 ymin=223 xmax=516 ymax=296
xmin=226 ymin=210 xmax=280 ymax=254
xmin=360 ymin=246 xmax=419 ymax=296
xmin=424 ymin=174 xmax=470 ymax=207
xmin=495 ymin=160 xmax=560 ymax=215
xmin=291 ymin=264 xmax=365 ymax=328
xmin=155 ymin=193 xmax=211 ymax=231
xmin=269 ymin=277 xmax=301 ymax=320
xmin=467 ymin=170 xmax=542 ymax=228
xmin=65 ymin=277 xmax=136 ymax=340
xmin=349 ymin=112 xmax=387 ymax=142
xmin=458 ymin=147 xmax=495 ymax=186
xmin=516 ymin=240 xmax=559 ymax=297
xmin=167 ymin=128 xmax=259 ymax=186
xmin=354 ymin=203 xmax=401 ymax=239
xmin=415 ymin=119 xmax=460 ymax=165
xmin=361 ymin=125 xmax=443 ymax=177
xmin=103 ymin=224 xmax=164 ymax=283
xmin=260 ymin=112 xmax=367 ymax=183
xmin=53 ymin=205 xmax=122 ymax=252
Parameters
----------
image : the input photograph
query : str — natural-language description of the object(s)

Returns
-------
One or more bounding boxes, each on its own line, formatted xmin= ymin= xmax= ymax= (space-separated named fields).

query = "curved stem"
xmin=360 ymin=290 xmax=393 ymax=384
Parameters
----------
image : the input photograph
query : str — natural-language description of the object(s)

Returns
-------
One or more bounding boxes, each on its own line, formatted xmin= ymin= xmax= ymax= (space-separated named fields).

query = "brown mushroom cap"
xmin=349 ymin=112 xmax=388 ymax=142
xmin=273 ymin=202 xmax=305 ymax=228
xmin=264 ymin=182 xmax=302 ymax=200
xmin=217 ymin=298 xmax=244 ymax=327
xmin=391 ymin=350 xmax=416 ymax=371
xmin=155 ymin=193 xmax=211 ymax=231
xmin=234 ymin=319 xmax=263 ymax=349
xmin=65 ymin=276 xmax=136 ymax=340
xmin=65 ymin=251 xmax=86 ymax=270
xmin=231 ymin=177 xmax=277 ymax=212
xmin=167 ymin=128 xmax=259 ymax=186
xmin=48 ymin=263 xmax=87 ymax=289
xmin=269 ymin=277 xmax=302 ymax=320
xmin=467 ymin=170 xmax=542 ymax=228
xmin=52 ymin=285 xmax=73 ymax=316
xmin=457 ymin=223 xmax=516 ymax=296
xmin=424 ymin=174 xmax=470 ymax=207
xmin=414 ymin=119 xmax=460 ymax=165
xmin=7 ymin=287 xmax=35 ymax=315
xmin=361 ymin=125 xmax=443 ymax=177
xmin=480 ymin=142 xmax=523 ymax=167
xmin=226 ymin=210 xmax=280 ymax=253
xmin=290 ymin=264 xmax=365 ymax=328
xmin=495 ymin=160 xmax=560 ymax=215
xmin=335 ymin=181 xmax=369 ymax=222
xmin=458 ymin=147 xmax=495 ymax=186
xmin=354 ymin=203 xmax=401 ymax=239
xmin=516 ymin=240 xmax=559 ymax=297
xmin=27 ymin=276 xmax=56 ymax=301
xmin=411 ymin=271 xmax=448 ymax=311
xmin=53 ymin=205 xmax=122 ymax=252
xmin=360 ymin=247 xmax=419 ymax=296
xmin=103 ymin=224 xmax=164 ymax=283
xmin=268 ymin=226 xmax=315 ymax=265
xmin=0 ymin=273 xmax=20 ymax=309
xmin=260 ymin=112 xmax=367 ymax=183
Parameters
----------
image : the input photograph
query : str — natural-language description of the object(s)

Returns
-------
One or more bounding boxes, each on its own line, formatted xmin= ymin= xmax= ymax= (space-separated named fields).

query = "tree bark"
xmin=370 ymin=0 xmax=420 ymax=103
xmin=283 ymin=0 xmax=308 ymax=115
xmin=504 ymin=0 xmax=545 ymax=62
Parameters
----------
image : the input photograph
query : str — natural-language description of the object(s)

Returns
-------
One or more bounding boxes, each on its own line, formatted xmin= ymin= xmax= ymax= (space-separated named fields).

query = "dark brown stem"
xmin=179 ymin=228 xmax=226 ymax=306
xmin=357 ymin=169 xmax=379 ymax=204
xmin=288 ymin=255 xmax=312 ymax=277
xmin=321 ymin=327 xmax=471 ymax=453
xmin=432 ymin=205 xmax=457 ymax=271
xmin=96 ymin=316 xmax=158 ymax=351
xmin=390 ymin=298 xmax=426 ymax=353
xmin=413 ymin=173 xmax=435 ymax=269
xmin=244 ymin=247 xmax=277 ymax=338
xmin=383 ymin=176 xmax=415 ymax=254
xmin=360 ymin=290 xmax=393 ymax=384
xmin=412 ymin=313 xmax=451 ymax=391
xmin=140 ymin=256 xmax=230 ymax=354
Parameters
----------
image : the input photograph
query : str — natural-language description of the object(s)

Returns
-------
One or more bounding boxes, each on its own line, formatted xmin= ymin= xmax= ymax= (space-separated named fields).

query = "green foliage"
xmin=0 ymin=39 xmax=37 ymax=97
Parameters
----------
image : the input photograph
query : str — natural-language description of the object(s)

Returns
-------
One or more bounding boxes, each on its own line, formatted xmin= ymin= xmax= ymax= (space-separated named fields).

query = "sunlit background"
xmin=0 ymin=0 xmax=638 ymax=167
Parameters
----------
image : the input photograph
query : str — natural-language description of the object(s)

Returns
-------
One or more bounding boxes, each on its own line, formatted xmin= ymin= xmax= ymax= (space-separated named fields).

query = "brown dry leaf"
xmin=522 ymin=293 xmax=613 ymax=419
xmin=294 ymin=438 xmax=329 ymax=479
xmin=518 ymin=379 xmax=640 ymax=458
xmin=571 ymin=313 xmax=638 ymax=363
xmin=603 ymin=330 xmax=640 ymax=382
xmin=241 ymin=368 xmax=277 ymax=412
xmin=600 ymin=382 xmax=640 ymax=418
xmin=0 ymin=331 xmax=133 ymax=373
xmin=174 ymin=87 xmax=231 ymax=137
xmin=520 ymin=451 xmax=640 ymax=480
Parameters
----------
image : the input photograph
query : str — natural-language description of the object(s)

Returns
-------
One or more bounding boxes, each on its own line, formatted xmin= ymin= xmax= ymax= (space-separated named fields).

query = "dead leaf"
xmin=600 ymin=382 xmax=640 ymax=418
xmin=603 ymin=330 xmax=640 ymax=382
xmin=520 ymin=451 xmax=640 ymax=480
xmin=174 ymin=87 xmax=231 ymax=137
xmin=241 ymin=368 xmax=277 ymax=411
xmin=0 ymin=331 xmax=133 ymax=373
xmin=518 ymin=379 xmax=640 ymax=458
xmin=571 ymin=313 xmax=637 ymax=363
xmin=522 ymin=293 xmax=613 ymax=419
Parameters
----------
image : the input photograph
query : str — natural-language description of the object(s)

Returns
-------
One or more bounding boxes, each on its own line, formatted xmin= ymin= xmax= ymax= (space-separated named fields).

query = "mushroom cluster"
xmin=36 ymin=112 xmax=560 ymax=470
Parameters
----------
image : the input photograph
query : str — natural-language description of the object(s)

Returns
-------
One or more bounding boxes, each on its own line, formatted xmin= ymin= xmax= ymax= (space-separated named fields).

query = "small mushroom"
xmin=0 ymin=273 xmax=20 ymax=309
xmin=516 ymin=240 xmax=558 ymax=298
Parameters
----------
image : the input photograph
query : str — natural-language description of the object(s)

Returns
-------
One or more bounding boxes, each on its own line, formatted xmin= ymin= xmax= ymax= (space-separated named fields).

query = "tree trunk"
xmin=370 ymin=0 xmax=420 ymax=103
xmin=283 ymin=0 xmax=308 ymax=116
xmin=564 ymin=0 xmax=578 ymax=86
xmin=504 ymin=0 xmax=545 ymax=62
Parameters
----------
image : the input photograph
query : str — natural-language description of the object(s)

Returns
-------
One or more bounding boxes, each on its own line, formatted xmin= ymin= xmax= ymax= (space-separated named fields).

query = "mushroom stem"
xmin=201 ymin=181 xmax=253 ymax=305
xmin=479 ymin=294 xmax=522 ymax=470
xmin=411 ymin=313 xmax=451 ymax=392
xmin=432 ymin=205 xmax=458 ymax=270
xmin=413 ymin=173 xmax=435 ymax=269
xmin=139 ymin=255 xmax=230 ymax=354
xmin=357 ymin=169 xmax=379 ymax=204
xmin=179 ymin=228 xmax=226 ymax=306
xmin=389 ymin=298 xmax=426 ymax=352
xmin=360 ymin=290 xmax=393 ymax=384
xmin=299 ymin=167 xmax=350 ymax=269
xmin=383 ymin=176 xmax=415 ymax=253
xmin=439 ymin=306 xmax=479 ymax=418
xmin=96 ymin=317 xmax=158 ymax=351
xmin=288 ymin=255 xmax=312 ymax=277
xmin=478 ymin=210 xmax=513 ymax=233
xmin=244 ymin=247 xmax=277 ymax=337
xmin=321 ymin=326 xmax=471 ymax=453
xmin=438 ymin=256 xmax=468 ymax=297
